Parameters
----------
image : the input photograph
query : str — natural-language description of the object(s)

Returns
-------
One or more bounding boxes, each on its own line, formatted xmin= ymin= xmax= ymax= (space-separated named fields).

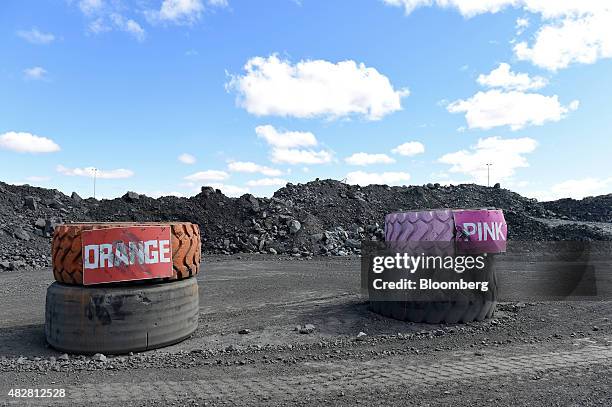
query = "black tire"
xmin=45 ymin=278 xmax=199 ymax=354
xmin=369 ymin=257 xmax=498 ymax=323
xmin=371 ymin=208 xmax=500 ymax=324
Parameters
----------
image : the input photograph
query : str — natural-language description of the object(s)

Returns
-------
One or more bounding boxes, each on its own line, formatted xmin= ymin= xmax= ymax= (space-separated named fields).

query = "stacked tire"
xmin=45 ymin=222 xmax=201 ymax=354
xmin=369 ymin=209 xmax=501 ymax=324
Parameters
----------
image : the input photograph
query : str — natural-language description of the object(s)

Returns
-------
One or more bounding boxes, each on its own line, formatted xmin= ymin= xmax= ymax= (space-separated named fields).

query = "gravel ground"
xmin=0 ymin=256 xmax=611 ymax=406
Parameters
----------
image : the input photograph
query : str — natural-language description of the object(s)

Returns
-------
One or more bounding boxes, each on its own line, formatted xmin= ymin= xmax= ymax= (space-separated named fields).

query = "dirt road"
xmin=1 ymin=256 xmax=611 ymax=406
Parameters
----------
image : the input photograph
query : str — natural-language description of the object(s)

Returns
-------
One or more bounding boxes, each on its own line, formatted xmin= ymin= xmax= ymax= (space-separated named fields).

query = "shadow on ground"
xmin=0 ymin=324 xmax=50 ymax=357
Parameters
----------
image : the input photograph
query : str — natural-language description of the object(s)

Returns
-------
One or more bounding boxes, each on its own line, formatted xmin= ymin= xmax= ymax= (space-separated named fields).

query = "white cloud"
xmin=56 ymin=165 xmax=134 ymax=179
xmin=184 ymin=170 xmax=229 ymax=181
xmin=17 ymin=28 xmax=55 ymax=44
xmin=79 ymin=0 xmax=104 ymax=15
xmin=86 ymin=15 xmax=145 ymax=40
xmin=531 ymin=177 xmax=612 ymax=201
xmin=514 ymin=10 xmax=612 ymax=71
xmin=124 ymin=19 xmax=146 ymax=41
xmin=0 ymin=131 xmax=60 ymax=153
xmin=147 ymin=0 xmax=204 ymax=24
xmin=76 ymin=1 xmax=145 ymax=41
xmin=383 ymin=1 xmax=608 ymax=18
xmin=88 ymin=18 xmax=110 ymax=34
xmin=178 ymin=153 xmax=196 ymax=164
xmin=391 ymin=141 xmax=425 ymax=156
xmin=254 ymin=124 xmax=332 ymax=165
xmin=568 ymin=100 xmax=580 ymax=111
xmin=227 ymin=54 xmax=409 ymax=120
xmin=109 ymin=14 xmax=146 ymax=41
xmin=515 ymin=17 xmax=529 ymax=34
xmin=246 ymin=178 xmax=287 ymax=187
xmin=430 ymin=171 xmax=470 ymax=185
xmin=438 ymin=136 xmax=537 ymax=184
xmin=23 ymin=67 xmax=47 ymax=80
xmin=382 ymin=0 xmax=432 ymax=15
xmin=208 ymin=0 xmax=228 ymax=6
xmin=382 ymin=0 xmax=517 ymax=17
xmin=345 ymin=152 xmax=395 ymax=166
xmin=271 ymin=148 xmax=333 ymax=165
xmin=148 ymin=190 xmax=186 ymax=198
xmin=209 ymin=183 xmax=249 ymax=197
xmin=516 ymin=17 xmax=529 ymax=27
xmin=447 ymin=90 xmax=578 ymax=130
xmin=227 ymin=161 xmax=283 ymax=176
xmin=345 ymin=171 xmax=411 ymax=186
xmin=477 ymin=63 xmax=547 ymax=91
xmin=383 ymin=1 xmax=612 ymax=71
xmin=255 ymin=125 xmax=317 ymax=148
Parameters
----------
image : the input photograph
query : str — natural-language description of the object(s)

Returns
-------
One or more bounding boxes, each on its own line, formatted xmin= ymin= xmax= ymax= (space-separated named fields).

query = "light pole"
xmin=92 ymin=168 xmax=98 ymax=199
xmin=486 ymin=163 xmax=492 ymax=187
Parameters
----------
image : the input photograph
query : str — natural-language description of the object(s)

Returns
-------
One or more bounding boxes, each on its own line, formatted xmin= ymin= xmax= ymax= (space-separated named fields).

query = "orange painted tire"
xmin=52 ymin=222 xmax=201 ymax=285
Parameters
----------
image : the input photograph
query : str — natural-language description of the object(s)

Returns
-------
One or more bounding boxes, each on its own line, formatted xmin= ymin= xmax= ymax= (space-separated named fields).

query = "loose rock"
xmin=288 ymin=220 xmax=301 ymax=234
xmin=298 ymin=324 xmax=316 ymax=334
xmin=23 ymin=196 xmax=37 ymax=210
xmin=92 ymin=353 xmax=107 ymax=362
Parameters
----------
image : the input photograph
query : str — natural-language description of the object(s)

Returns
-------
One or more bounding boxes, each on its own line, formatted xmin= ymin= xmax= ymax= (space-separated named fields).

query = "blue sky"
xmin=1 ymin=0 xmax=611 ymax=200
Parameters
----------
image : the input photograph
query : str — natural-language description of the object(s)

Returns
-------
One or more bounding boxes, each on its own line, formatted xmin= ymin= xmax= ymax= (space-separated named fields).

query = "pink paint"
xmin=453 ymin=209 xmax=507 ymax=253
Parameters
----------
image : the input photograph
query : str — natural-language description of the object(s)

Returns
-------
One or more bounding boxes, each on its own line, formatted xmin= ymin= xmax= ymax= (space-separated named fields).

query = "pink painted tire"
xmin=370 ymin=209 xmax=501 ymax=324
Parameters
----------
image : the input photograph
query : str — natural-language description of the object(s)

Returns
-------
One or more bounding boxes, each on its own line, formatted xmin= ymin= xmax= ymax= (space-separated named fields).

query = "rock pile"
xmin=1 ymin=179 xmax=611 ymax=270
xmin=0 ymin=182 xmax=89 ymax=270
xmin=542 ymin=194 xmax=612 ymax=222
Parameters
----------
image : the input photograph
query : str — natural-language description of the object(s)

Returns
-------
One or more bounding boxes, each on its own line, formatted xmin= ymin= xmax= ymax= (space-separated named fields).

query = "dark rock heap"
xmin=0 ymin=179 xmax=610 ymax=270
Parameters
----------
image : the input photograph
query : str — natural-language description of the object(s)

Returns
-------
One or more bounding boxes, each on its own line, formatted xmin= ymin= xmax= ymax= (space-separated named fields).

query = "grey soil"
xmin=0 ymin=256 xmax=610 ymax=406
